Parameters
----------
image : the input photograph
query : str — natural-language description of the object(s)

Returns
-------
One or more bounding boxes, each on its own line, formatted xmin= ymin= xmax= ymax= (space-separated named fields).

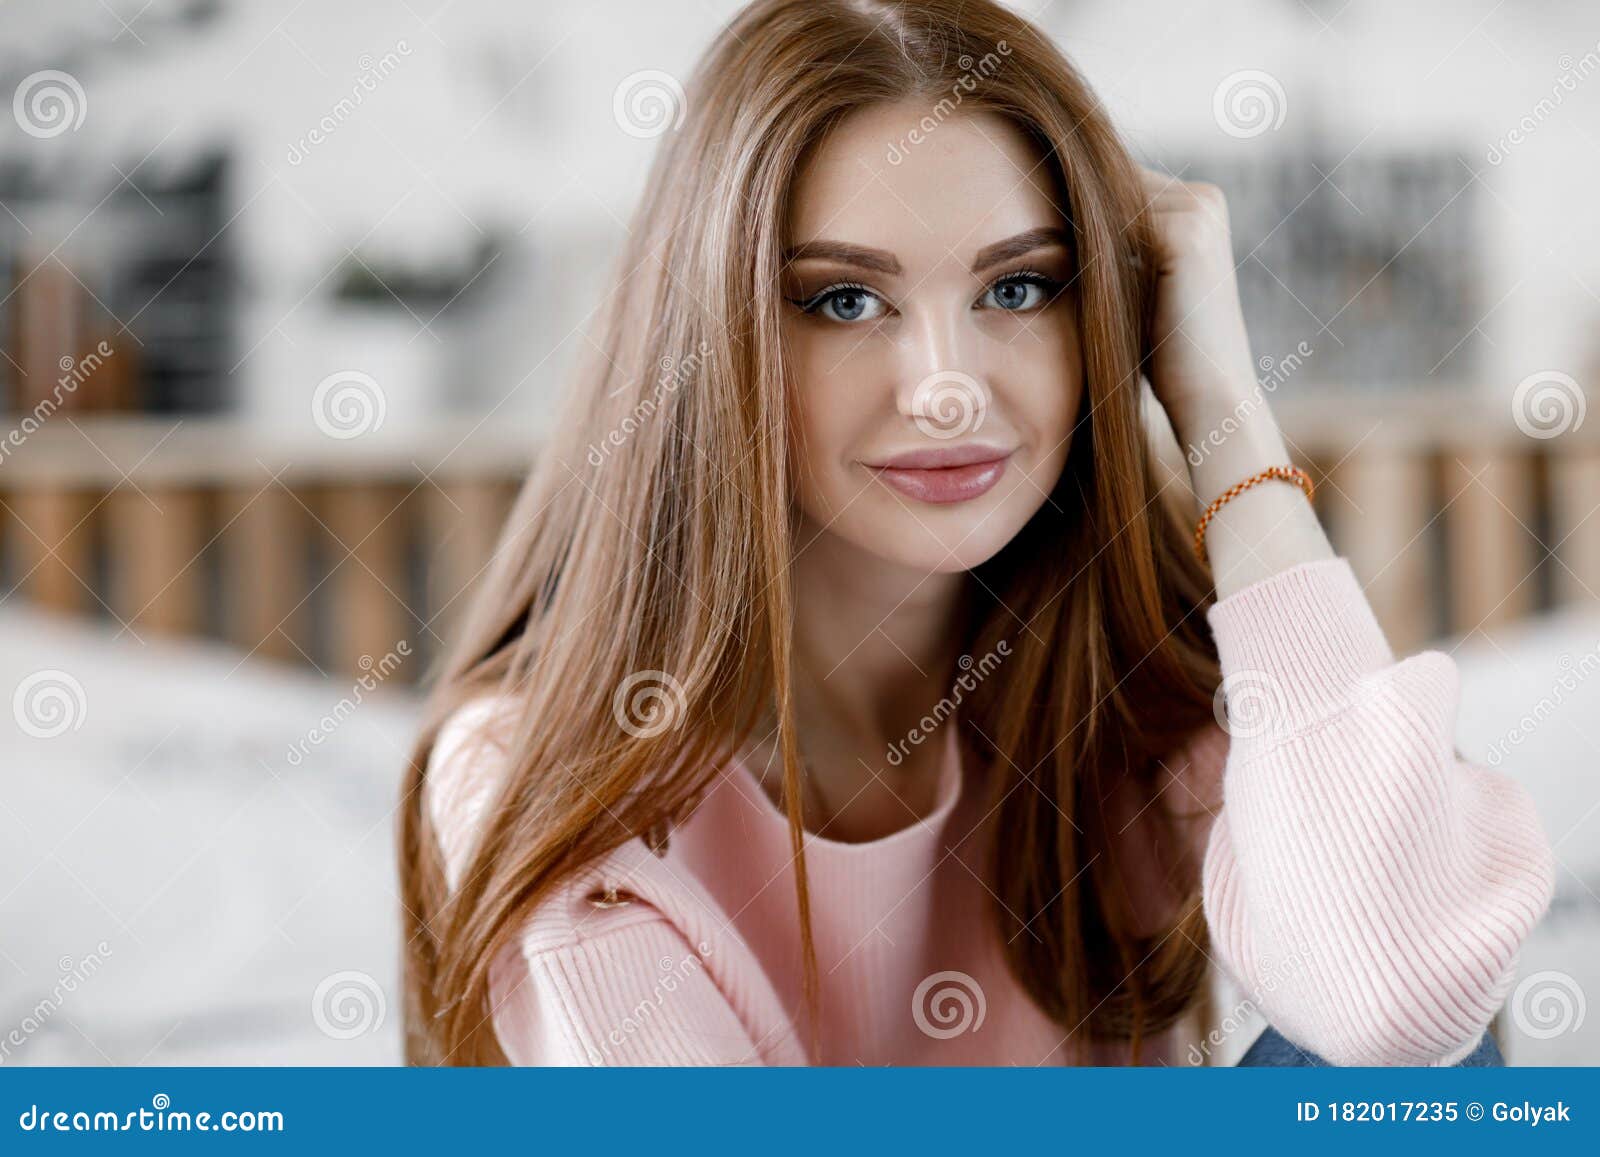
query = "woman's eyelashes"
xmin=977 ymin=270 xmax=1059 ymax=312
xmin=794 ymin=281 xmax=886 ymax=323
xmin=788 ymin=270 xmax=1063 ymax=324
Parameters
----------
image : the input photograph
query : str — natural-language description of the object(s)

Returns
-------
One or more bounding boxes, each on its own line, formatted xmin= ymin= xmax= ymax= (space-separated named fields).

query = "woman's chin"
xmin=843 ymin=514 xmax=1027 ymax=576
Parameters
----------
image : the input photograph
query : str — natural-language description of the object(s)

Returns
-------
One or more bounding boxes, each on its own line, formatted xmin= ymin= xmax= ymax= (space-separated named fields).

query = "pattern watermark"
xmin=0 ymin=942 xmax=112 ymax=1064
xmin=1510 ymin=969 xmax=1586 ymax=1040
xmin=1212 ymin=70 xmax=1287 ymax=139
xmin=1487 ymin=41 xmax=1600 ymax=165
xmin=287 ymin=41 xmax=414 ymax=165
xmin=612 ymin=70 xmax=686 ymax=139
xmin=1212 ymin=668 xmax=1288 ymax=742
xmin=612 ymin=670 xmax=688 ymax=739
xmin=1511 ymin=369 xmax=1586 ymax=440
xmin=584 ymin=941 xmax=714 ymax=1062
xmin=1185 ymin=341 xmax=1314 ymax=467
xmin=0 ymin=341 xmax=116 ymax=466
xmin=910 ymin=370 xmax=988 ymax=441
xmin=312 ymin=370 xmax=387 ymax=439
xmin=912 ymin=970 xmax=986 ymax=1039
xmin=285 ymin=641 xmax=411 ymax=766
xmin=13 ymin=670 xmax=87 ymax=740
xmin=311 ymin=970 xmax=386 ymax=1040
xmin=884 ymin=42 xmax=1013 ymax=164
xmin=1185 ymin=944 xmax=1312 ymax=1065
xmin=885 ymin=640 xmax=1010 ymax=767
xmin=12 ymin=70 xmax=86 ymax=138
xmin=1485 ymin=640 xmax=1600 ymax=766
xmin=587 ymin=341 xmax=710 ymax=466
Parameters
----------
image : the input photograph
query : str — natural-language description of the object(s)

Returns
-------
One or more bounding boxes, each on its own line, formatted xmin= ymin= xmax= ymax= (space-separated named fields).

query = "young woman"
xmin=399 ymin=0 xmax=1554 ymax=1067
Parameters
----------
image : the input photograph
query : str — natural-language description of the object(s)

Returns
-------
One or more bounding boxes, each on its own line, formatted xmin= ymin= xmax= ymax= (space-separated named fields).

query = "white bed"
xmin=0 ymin=608 xmax=413 ymax=1064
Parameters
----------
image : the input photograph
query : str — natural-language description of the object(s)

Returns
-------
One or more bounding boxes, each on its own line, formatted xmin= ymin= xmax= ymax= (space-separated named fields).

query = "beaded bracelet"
xmin=1193 ymin=464 xmax=1315 ymax=564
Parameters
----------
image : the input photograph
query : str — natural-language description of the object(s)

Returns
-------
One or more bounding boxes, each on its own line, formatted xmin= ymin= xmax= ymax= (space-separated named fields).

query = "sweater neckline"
xmin=722 ymin=723 xmax=965 ymax=858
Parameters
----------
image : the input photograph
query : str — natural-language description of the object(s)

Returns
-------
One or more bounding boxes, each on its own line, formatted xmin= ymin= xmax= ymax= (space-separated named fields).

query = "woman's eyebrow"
xmin=970 ymin=227 xmax=1071 ymax=274
xmin=783 ymin=227 xmax=1071 ymax=278
xmin=782 ymin=240 xmax=902 ymax=275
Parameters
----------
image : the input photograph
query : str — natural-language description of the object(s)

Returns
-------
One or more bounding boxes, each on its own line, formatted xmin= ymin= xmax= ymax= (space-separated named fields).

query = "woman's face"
xmin=781 ymin=99 xmax=1083 ymax=575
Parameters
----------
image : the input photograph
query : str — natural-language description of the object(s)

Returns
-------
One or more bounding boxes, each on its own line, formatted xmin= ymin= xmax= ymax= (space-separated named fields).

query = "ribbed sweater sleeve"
xmin=1198 ymin=555 xmax=1555 ymax=1066
xmin=484 ymin=924 xmax=765 ymax=1066
xmin=425 ymin=703 xmax=765 ymax=1066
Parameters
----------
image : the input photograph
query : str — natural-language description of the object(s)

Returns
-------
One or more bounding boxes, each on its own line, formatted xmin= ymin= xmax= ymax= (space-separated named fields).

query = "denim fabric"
xmin=1237 ymin=1025 xmax=1505 ymax=1067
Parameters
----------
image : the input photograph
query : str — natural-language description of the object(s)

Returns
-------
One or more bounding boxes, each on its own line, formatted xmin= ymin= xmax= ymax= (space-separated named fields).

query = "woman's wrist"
xmin=1177 ymin=389 xmax=1289 ymax=501
xmin=1175 ymin=390 xmax=1335 ymax=598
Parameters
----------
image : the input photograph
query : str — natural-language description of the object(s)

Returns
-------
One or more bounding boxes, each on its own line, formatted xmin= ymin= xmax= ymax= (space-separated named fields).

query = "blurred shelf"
xmin=0 ymin=412 xmax=540 ymax=486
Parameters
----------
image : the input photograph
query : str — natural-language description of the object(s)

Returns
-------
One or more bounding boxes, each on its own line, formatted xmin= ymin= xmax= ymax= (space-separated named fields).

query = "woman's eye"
xmin=979 ymin=275 xmax=1055 ymax=312
xmin=811 ymin=287 xmax=886 ymax=323
xmin=789 ymin=282 xmax=888 ymax=323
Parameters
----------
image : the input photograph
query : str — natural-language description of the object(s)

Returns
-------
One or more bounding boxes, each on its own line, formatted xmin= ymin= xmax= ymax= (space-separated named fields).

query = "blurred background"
xmin=0 ymin=0 xmax=1595 ymax=1065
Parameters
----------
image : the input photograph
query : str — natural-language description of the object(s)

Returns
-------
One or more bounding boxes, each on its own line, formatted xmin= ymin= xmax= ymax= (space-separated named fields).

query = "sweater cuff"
xmin=1205 ymin=556 xmax=1397 ymax=737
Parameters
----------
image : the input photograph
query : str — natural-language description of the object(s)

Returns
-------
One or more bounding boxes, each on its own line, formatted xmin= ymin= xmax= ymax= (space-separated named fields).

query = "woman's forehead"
xmin=785 ymin=100 xmax=1066 ymax=257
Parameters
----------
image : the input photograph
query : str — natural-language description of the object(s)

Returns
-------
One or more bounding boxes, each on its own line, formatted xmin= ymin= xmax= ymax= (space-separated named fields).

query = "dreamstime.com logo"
xmin=884 ymin=40 xmax=1013 ymax=164
xmin=1185 ymin=944 xmax=1312 ymax=1065
xmin=1212 ymin=69 xmax=1287 ymax=139
xmin=1512 ymin=369 xmax=1586 ymax=440
xmin=1487 ymin=41 xmax=1600 ymax=165
xmin=612 ymin=70 xmax=686 ymax=138
xmin=287 ymin=40 xmax=414 ymax=164
xmin=1511 ymin=970 xmax=1586 ymax=1041
xmin=313 ymin=370 xmax=387 ymax=439
xmin=1186 ymin=341 xmax=1314 ymax=466
xmin=587 ymin=341 xmax=711 ymax=465
xmin=612 ymin=670 xmax=688 ymax=739
xmin=311 ymin=970 xmax=387 ymax=1040
xmin=285 ymin=641 xmax=411 ymax=766
xmin=1 ymin=942 xmax=112 ymax=1065
xmin=911 ymin=370 xmax=988 ymax=440
xmin=17 ymin=1094 xmax=283 ymax=1134
xmin=0 ymin=341 xmax=116 ymax=466
xmin=912 ymin=970 xmax=986 ymax=1039
xmin=1212 ymin=668 xmax=1288 ymax=741
xmin=886 ymin=640 xmax=1010 ymax=767
xmin=12 ymin=70 xmax=87 ymax=138
xmin=12 ymin=670 xmax=87 ymax=739
xmin=586 ymin=943 xmax=715 ymax=1062
xmin=1485 ymin=640 xmax=1600 ymax=767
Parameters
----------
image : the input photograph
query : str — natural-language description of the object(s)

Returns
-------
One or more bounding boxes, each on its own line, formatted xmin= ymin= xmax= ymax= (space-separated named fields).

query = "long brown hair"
xmin=400 ymin=0 xmax=1222 ymax=1066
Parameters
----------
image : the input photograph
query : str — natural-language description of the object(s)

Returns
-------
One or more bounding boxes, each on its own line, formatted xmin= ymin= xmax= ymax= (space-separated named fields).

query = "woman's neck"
xmin=742 ymin=520 xmax=972 ymax=841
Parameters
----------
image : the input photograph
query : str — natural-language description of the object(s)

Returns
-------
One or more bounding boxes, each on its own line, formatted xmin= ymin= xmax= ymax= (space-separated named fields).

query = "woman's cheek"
xmin=790 ymin=351 xmax=863 ymax=517
xmin=797 ymin=336 xmax=874 ymax=443
xmin=1005 ymin=318 xmax=1082 ymax=453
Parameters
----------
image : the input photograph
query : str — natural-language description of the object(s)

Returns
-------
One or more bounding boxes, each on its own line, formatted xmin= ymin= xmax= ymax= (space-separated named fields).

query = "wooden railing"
xmin=0 ymin=416 xmax=529 ymax=680
xmin=1 ymin=389 xmax=1595 ymax=679
xmin=1259 ymin=388 xmax=1598 ymax=653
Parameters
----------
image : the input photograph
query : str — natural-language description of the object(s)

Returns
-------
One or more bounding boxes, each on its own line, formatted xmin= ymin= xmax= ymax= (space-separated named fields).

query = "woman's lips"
xmin=866 ymin=446 xmax=1015 ymax=505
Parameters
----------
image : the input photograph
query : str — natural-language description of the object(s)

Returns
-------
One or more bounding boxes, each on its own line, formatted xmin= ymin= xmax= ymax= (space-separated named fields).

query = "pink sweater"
xmin=426 ymin=556 xmax=1555 ymax=1066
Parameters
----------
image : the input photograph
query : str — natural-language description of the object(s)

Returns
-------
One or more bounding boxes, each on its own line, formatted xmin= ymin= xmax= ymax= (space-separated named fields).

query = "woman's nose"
xmin=892 ymin=306 xmax=991 ymax=439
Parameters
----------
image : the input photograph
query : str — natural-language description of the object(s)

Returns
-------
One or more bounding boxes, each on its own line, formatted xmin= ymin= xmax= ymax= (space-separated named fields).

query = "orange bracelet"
xmin=1193 ymin=464 xmax=1314 ymax=564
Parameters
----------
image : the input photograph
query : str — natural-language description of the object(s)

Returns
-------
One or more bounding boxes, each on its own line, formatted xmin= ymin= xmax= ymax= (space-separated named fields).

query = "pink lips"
xmin=866 ymin=444 xmax=1014 ymax=505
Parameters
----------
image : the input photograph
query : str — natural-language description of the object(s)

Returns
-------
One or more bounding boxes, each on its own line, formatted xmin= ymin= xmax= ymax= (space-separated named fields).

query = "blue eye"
xmin=788 ymin=273 xmax=1058 ymax=321
xmin=792 ymin=283 xmax=888 ymax=323
xmin=979 ymin=272 xmax=1058 ymax=312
